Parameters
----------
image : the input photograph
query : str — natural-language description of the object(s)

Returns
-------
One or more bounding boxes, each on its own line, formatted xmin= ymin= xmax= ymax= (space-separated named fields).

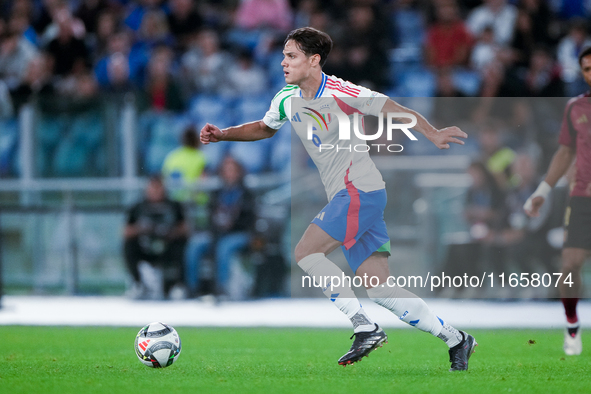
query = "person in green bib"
xmin=162 ymin=125 xmax=207 ymax=202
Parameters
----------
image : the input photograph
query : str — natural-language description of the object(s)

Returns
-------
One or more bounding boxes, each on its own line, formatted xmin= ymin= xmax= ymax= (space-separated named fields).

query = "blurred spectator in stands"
xmin=509 ymin=0 xmax=556 ymax=67
xmin=510 ymin=9 xmax=535 ymax=67
xmin=185 ymin=155 xmax=255 ymax=298
xmin=471 ymin=24 xmax=518 ymax=100
xmin=0 ymin=29 xmax=38 ymax=91
xmin=45 ymin=8 xmax=90 ymax=77
xmin=137 ymin=46 xmax=184 ymax=113
xmin=74 ymin=0 xmax=113 ymax=37
xmin=557 ymin=18 xmax=591 ymax=97
xmin=340 ymin=5 xmax=390 ymax=90
xmin=32 ymin=0 xmax=62 ymax=38
xmin=308 ymin=8 xmax=344 ymax=45
xmin=58 ymin=69 xmax=99 ymax=99
xmin=89 ymin=10 xmax=120 ymax=62
xmin=40 ymin=2 xmax=86 ymax=47
xmin=181 ymin=29 xmax=231 ymax=95
xmin=323 ymin=42 xmax=349 ymax=79
xmin=8 ymin=4 xmax=39 ymax=46
xmin=478 ymin=122 xmax=516 ymax=190
xmin=222 ymin=48 xmax=268 ymax=97
xmin=522 ymin=46 xmax=563 ymax=97
xmin=228 ymin=0 xmax=293 ymax=52
xmin=502 ymin=45 xmax=563 ymax=97
xmin=162 ymin=125 xmax=207 ymax=202
xmin=464 ymin=160 xmax=507 ymax=256
xmin=131 ymin=9 xmax=175 ymax=61
xmin=432 ymin=68 xmax=467 ymax=127
xmin=10 ymin=53 xmax=55 ymax=110
xmin=234 ymin=0 xmax=293 ymax=33
xmin=480 ymin=153 xmax=557 ymax=296
xmin=167 ymin=0 xmax=203 ymax=52
xmin=441 ymin=160 xmax=507 ymax=294
xmin=293 ymin=0 xmax=317 ymax=28
xmin=498 ymin=153 xmax=556 ymax=279
xmin=95 ymin=31 xmax=145 ymax=91
xmin=124 ymin=0 xmax=166 ymax=32
xmin=77 ymin=70 xmax=100 ymax=97
xmin=425 ymin=1 xmax=473 ymax=69
xmin=471 ymin=26 xmax=499 ymax=72
xmin=124 ymin=175 xmax=189 ymax=299
xmin=466 ymin=0 xmax=517 ymax=47
xmin=103 ymin=52 xmax=134 ymax=92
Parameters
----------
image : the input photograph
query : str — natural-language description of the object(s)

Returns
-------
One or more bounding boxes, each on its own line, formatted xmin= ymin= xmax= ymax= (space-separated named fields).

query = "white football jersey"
xmin=263 ymin=73 xmax=389 ymax=201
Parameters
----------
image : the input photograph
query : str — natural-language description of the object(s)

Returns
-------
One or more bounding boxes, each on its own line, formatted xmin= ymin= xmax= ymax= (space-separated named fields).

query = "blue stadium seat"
xmin=234 ymin=95 xmax=270 ymax=124
xmin=395 ymin=68 xmax=436 ymax=97
xmin=391 ymin=8 xmax=425 ymax=49
xmin=228 ymin=139 xmax=272 ymax=173
xmin=228 ymin=95 xmax=276 ymax=173
xmin=189 ymin=94 xmax=235 ymax=130
xmin=452 ymin=70 xmax=482 ymax=97
xmin=266 ymin=50 xmax=287 ymax=91
xmin=269 ymin=123 xmax=291 ymax=173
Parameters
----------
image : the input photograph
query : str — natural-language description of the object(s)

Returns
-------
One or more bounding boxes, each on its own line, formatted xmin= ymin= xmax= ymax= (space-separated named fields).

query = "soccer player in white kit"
xmin=201 ymin=27 xmax=477 ymax=370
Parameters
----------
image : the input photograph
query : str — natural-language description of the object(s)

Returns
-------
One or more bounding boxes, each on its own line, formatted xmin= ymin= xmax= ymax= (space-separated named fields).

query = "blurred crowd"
xmin=1 ymin=0 xmax=590 ymax=114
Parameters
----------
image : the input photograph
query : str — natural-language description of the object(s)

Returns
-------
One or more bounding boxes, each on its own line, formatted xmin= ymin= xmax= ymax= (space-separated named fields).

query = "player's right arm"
xmin=524 ymin=144 xmax=575 ymax=217
xmin=525 ymin=97 xmax=579 ymax=217
xmin=200 ymin=86 xmax=293 ymax=145
xmin=200 ymin=121 xmax=277 ymax=145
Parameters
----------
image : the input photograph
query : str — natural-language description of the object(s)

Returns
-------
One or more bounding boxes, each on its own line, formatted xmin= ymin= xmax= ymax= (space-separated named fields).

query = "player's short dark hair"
xmin=285 ymin=27 xmax=333 ymax=67
xmin=578 ymin=46 xmax=591 ymax=66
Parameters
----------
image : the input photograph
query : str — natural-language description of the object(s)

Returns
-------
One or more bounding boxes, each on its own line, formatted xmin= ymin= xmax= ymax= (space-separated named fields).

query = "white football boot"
xmin=564 ymin=325 xmax=582 ymax=356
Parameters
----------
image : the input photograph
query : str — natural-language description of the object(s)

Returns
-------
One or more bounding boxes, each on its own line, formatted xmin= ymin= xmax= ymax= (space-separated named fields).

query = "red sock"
xmin=561 ymin=298 xmax=579 ymax=324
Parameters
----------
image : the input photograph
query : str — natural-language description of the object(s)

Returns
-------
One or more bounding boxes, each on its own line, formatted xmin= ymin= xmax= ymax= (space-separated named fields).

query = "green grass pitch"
xmin=1 ymin=326 xmax=590 ymax=394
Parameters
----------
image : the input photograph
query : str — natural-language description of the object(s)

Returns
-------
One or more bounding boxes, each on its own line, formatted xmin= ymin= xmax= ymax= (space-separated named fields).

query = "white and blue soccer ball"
xmin=134 ymin=322 xmax=181 ymax=368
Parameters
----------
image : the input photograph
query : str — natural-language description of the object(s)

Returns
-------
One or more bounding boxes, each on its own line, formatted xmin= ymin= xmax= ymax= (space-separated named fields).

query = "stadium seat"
xmin=228 ymin=95 xmax=276 ymax=173
xmin=452 ymin=70 xmax=481 ymax=97
xmin=189 ymin=94 xmax=235 ymax=130
xmin=395 ymin=68 xmax=436 ymax=97
xmin=269 ymin=123 xmax=291 ymax=173
xmin=189 ymin=95 xmax=235 ymax=172
xmin=234 ymin=95 xmax=271 ymax=125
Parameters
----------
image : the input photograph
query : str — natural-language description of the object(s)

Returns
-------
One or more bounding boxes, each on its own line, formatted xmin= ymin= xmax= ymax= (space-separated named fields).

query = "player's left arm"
xmin=381 ymin=99 xmax=467 ymax=149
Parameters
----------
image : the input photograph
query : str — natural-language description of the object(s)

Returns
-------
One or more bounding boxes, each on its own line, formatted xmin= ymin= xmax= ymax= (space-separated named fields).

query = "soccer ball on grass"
xmin=134 ymin=322 xmax=181 ymax=368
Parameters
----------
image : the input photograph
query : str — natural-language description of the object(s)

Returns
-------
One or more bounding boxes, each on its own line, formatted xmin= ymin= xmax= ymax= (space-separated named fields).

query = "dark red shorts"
xmin=563 ymin=196 xmax=591 ymax=250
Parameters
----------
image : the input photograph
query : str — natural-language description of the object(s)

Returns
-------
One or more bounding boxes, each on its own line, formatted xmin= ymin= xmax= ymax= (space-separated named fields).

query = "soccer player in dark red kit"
xmin=524 ymin=46 xmax=591 ymax=356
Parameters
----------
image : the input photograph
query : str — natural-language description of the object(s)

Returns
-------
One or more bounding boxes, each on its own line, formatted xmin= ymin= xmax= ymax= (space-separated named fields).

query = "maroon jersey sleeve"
xmin=558 ymin=99 xmax=577 ymax=148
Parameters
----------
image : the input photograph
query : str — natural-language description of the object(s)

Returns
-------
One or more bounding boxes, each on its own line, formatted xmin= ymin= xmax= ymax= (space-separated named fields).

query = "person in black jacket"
xmin=185 ymin=155 xmax=255 ymax=296
xmin=124 ymin=175 xmax=189 ymax=298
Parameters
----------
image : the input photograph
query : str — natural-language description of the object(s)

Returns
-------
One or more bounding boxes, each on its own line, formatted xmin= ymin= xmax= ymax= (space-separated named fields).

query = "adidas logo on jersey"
xmin=291 ymin=113 xmax=302 ymax=122
xmin=315 ymin=212 xmax=325 ymax=221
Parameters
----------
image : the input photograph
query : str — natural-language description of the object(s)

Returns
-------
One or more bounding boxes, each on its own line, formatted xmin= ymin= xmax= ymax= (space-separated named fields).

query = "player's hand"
xmin=200 ymin=123 xmax=225 ymax=145
xmin=431 ymin=126 xmax=467 ymax=149
xmin=524 ymin=195 xmax=545 ymax=217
